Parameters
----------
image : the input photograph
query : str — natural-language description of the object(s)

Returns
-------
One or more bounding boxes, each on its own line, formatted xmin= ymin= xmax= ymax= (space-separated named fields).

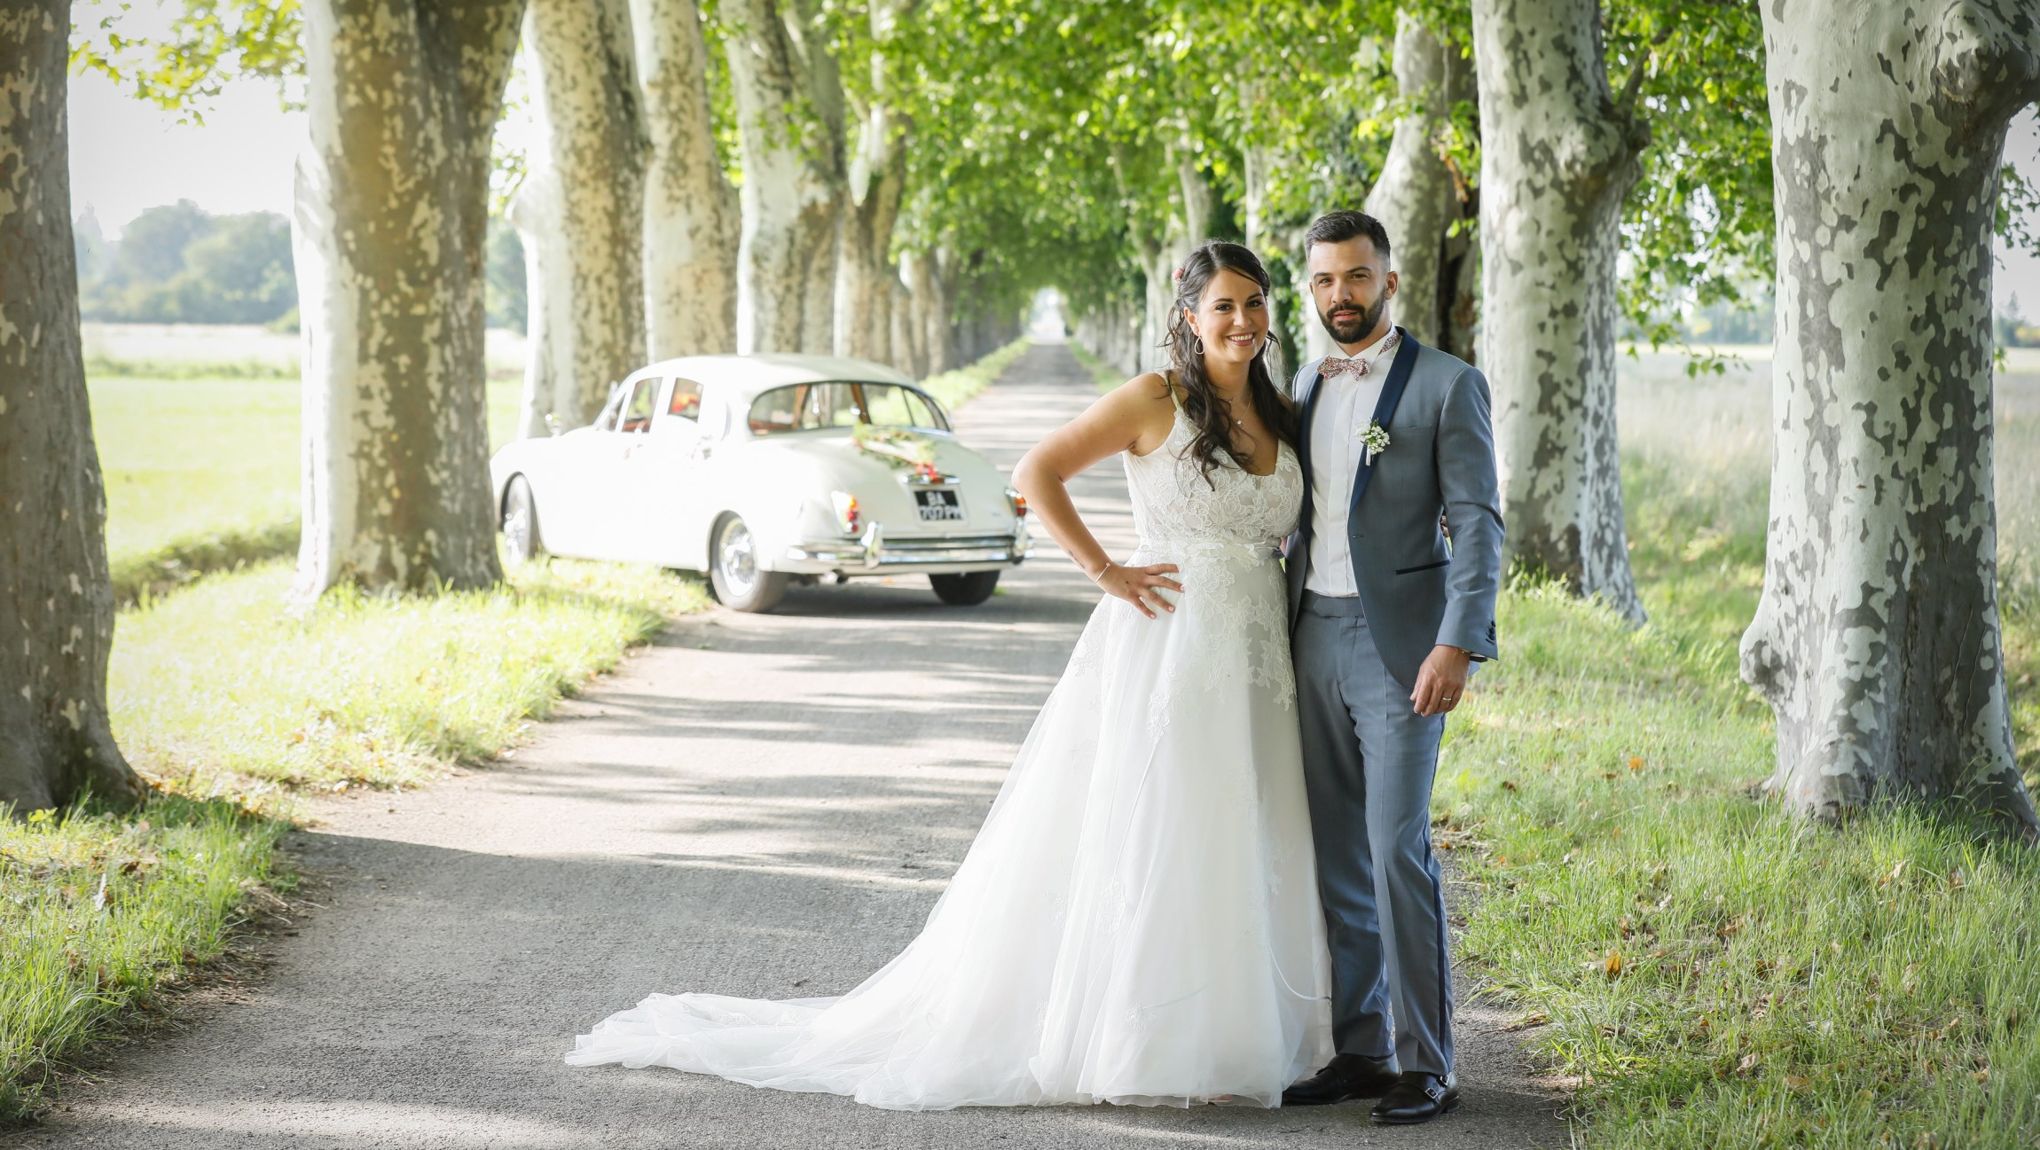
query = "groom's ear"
xmin=1384 ymin=269 xmax=1400 ymax=299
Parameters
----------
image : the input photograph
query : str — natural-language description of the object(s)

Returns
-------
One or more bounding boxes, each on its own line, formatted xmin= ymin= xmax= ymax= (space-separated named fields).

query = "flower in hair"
xmin=1171 ymin=265 xmax=1184 ymax=283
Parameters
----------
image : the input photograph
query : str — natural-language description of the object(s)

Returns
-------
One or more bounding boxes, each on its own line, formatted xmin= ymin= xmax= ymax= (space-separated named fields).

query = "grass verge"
xmin=1068 ymin=340 xmax=1127 ymax=393
xmin=2 ymin=557 xmax=710 ymax=1122
xmin=112 ymin=558 xmax=713 ymax=806
xmin=918 ymin=338 xmax=1030 ymax=412
xmin=109 ymin=522 xmax=300 ymax=608
xmin=1440 ymin=456 xmax=2040 ymax=1148
xmin=0 ymin=795 xmax=288 ymax=1121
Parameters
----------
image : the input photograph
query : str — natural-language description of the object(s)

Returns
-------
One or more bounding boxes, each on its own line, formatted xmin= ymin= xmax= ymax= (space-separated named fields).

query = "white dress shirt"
xmin=1304 ymin=331 xmax=1401 ymax=597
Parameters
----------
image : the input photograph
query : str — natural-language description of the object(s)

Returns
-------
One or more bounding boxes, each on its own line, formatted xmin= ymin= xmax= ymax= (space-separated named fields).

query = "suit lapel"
xmin=1347 ymin=328 xmax=1421 ymax=517
xmin=1296 ymin=360 xmax=1326 ymax=482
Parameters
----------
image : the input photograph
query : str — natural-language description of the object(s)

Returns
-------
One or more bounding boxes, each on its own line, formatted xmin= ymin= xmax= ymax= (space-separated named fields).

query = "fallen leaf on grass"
xmin=1603 ymin=950 xmax=1624 ymax=978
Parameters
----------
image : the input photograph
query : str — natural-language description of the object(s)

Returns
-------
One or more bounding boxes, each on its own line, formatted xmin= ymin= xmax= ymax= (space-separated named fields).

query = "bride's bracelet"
xmin=1087 ymin=559 xmax=1116 ymax=583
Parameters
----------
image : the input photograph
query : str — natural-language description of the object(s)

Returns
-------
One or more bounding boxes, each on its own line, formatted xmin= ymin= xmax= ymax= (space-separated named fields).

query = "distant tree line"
xmin=74 ymin=201 xmax=293 ymax=325
xmin=74 ymin=201 xmax=531 ymax=332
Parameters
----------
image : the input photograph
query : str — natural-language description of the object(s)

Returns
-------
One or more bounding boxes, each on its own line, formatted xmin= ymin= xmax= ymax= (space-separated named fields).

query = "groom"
xmin=1280 ymin=211 xmax=1503 ymax=1125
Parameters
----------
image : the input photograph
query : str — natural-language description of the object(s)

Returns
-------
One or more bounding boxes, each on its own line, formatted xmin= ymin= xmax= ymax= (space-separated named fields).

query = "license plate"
xmin=914 ymin=489 xmax=965 ymax=522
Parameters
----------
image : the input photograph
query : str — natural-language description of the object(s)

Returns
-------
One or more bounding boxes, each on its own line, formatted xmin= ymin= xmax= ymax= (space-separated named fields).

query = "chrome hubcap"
xmin=718 ymin=520 xmax=757 ymax=595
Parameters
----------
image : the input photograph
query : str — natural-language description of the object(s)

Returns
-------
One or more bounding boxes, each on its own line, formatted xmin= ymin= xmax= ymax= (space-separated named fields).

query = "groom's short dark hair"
xmin=1304 ymin=211 xmax=1392 ymax=262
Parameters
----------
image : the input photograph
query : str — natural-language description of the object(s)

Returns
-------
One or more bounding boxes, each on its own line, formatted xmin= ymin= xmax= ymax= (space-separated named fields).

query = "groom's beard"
xmin=1318 ymin=293 xmax=1388 ymax=345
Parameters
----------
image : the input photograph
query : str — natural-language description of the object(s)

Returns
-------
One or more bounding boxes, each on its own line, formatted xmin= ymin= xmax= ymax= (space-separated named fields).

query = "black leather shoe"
xmin=1369 ymin=1072 xmax=1460 ymax=1124
xmin=1280 ymin=1053 xmax=1400 ymax=1106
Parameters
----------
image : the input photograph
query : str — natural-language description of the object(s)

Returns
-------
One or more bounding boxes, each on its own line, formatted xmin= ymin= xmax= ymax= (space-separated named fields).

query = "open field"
xmin=90 ymin=377 xmax=524 ymax=569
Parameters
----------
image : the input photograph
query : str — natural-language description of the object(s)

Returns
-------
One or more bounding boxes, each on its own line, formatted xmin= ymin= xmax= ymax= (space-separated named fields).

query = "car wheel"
xmin=709 ymin=513 xmax=789 ymax=613
xmin=929 ymin=571 xmax=1000 ymax=606
xmin=502 ymin=475 xmax=544 ymax=564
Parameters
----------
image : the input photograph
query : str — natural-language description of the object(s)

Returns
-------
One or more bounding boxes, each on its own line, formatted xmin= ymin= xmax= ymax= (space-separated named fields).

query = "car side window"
xmin=667 ymin=377 xmax=703 ymax=422
xmin=902 ymin=390 xmax=944 ymax=430
xmin=620 ymin=377 xmax=658 ymax=433
xmin=862 ymin=384 xmax=911 ymax=426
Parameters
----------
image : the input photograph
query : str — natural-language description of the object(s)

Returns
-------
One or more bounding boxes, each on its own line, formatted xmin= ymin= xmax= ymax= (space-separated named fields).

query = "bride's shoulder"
xmin=1106 ymin=372 xmax=1179 ymax=457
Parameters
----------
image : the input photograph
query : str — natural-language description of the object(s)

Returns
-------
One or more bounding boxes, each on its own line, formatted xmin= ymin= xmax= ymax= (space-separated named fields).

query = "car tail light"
xmin=1006 ymin=487 xmax=1028 ymax=519
xmin=831 ymin=491 xmax=861 ymax=534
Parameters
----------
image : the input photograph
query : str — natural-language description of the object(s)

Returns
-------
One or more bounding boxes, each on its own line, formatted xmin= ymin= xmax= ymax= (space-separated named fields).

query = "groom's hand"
xmin=1411 ymin=645 xmax=1472 ymax=717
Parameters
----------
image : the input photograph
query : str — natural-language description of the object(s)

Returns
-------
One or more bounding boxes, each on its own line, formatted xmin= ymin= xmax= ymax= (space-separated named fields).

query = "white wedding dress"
xmin=566 ymin=397 xmax=1333 ymax=1110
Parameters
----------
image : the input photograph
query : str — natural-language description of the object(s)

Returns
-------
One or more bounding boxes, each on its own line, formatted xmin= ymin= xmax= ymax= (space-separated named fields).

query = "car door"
xmin=575 ymin=375 xmax=659 ymax=561
xmin=619 ymin=375 xmax=707 ymax=565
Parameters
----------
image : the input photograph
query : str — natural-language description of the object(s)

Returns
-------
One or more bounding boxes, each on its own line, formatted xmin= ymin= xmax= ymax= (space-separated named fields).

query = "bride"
xmin=565 ymin=241 xmax=1332 ymax=1110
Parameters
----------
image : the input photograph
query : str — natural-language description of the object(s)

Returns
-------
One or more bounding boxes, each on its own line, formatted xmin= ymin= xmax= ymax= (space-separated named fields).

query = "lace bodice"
xmin=1124 ymin=400 xmax=1302 ymax=555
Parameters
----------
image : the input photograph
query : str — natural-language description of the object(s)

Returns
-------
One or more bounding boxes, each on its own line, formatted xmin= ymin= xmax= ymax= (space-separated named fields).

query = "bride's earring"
xmin=1194 ymin=334 xmax=1206 ymax=356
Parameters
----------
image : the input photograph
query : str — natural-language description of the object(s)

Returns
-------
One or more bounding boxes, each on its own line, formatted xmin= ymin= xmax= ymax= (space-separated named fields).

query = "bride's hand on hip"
xmin=1091 ymin=561 xmax=1183 ymax=619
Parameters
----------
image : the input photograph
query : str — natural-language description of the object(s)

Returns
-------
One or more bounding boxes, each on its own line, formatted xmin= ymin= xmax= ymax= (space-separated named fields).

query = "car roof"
xmin=627 ymin=353 xmax=920 ymax=399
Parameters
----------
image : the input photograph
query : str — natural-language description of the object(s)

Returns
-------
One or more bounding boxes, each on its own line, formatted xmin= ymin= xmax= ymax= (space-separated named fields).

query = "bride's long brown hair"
xmin=1162 ymin=241 xmax=1299 ymax=488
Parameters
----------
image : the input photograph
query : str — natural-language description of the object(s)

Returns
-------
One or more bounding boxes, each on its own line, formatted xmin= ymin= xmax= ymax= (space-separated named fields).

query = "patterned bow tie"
xmin=1321 ymin=333 xmax=1398 ymax=380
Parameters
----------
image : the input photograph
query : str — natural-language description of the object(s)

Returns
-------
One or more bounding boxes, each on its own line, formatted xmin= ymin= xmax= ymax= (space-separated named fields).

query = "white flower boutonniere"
xmin=1359 ymin=420 xmax=1391 ymax=465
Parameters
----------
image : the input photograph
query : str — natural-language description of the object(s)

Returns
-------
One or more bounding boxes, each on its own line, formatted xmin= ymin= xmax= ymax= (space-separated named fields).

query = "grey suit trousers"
xmin=1293 ymin=591 xmax=1454 ymax=1077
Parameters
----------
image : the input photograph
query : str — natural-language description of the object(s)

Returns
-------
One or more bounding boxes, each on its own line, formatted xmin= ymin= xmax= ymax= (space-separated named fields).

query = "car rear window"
xmin=747 ymin=382 xmax=949 ymax=436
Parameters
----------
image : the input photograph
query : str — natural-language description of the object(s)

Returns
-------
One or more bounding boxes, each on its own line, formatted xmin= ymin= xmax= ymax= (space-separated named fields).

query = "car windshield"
xmin=747 ymin=382 xmax=949 ymax=436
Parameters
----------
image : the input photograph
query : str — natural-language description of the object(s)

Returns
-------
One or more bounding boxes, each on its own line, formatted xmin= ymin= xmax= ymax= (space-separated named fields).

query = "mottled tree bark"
xmin=0 ymin=0 xmax=146 ymax=812
xmin=635 ymin=0 xmax=739 ymax=360
xmin=1740 ymin=0 xmax=2040 ymax=835
xmin=513 ymin=0 xmax=648 ymax=437
xmin=835 ymin=126 xmax=905 ymax=365
xmin=1472 ymin=0 xmax=1648 ymax=622
xmin=1365 ymin=11 xmax=1478 ymax=361
xmin=293 ymin=0 xmax=522 ymax=599
xmin=834 ymin=0 xmax=911 ymax=367
xmin=726 ymin=0 xmax=842 ymax=354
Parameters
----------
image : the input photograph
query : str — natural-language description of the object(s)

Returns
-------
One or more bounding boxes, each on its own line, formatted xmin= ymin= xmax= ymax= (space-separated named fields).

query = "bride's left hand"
xmin=1411 ymin=645 xmax=1471 ymax=716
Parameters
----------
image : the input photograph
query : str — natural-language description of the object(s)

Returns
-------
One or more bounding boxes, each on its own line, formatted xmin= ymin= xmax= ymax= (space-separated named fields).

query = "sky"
xmin=64 ymin=8 xmax=2040 ymax=318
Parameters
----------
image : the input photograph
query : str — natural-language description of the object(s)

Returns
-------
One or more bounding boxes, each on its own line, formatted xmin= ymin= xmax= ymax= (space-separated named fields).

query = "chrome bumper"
xmin=779 ymin=522 xmax=1030 ymax=574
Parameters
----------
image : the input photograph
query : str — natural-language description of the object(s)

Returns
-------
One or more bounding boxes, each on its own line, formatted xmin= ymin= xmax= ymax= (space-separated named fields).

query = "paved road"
xmin=9 ymin=342 xmax=1567 ymax=1149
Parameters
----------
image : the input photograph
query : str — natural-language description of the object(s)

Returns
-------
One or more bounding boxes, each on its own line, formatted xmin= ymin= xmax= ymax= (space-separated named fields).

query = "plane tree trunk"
xmin=0 ymin=0 xmax=146 ymax=813
xmin=1739 ymin=0 xmax=2040 ymax=836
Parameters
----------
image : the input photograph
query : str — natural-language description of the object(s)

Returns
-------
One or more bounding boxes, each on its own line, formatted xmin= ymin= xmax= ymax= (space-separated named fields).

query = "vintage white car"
xmin=488 ymin=354 xmax=1030 ymax=612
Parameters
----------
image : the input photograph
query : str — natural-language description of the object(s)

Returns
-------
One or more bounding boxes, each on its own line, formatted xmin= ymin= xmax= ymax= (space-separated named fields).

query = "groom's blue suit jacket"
xmin=1283 ymin=328 xmax=1505 ymax=690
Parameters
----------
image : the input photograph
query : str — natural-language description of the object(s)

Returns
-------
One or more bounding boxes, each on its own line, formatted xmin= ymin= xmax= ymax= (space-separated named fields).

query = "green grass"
xmin=111 ymin=557 xmax=710 ymax=805
xmin=88 ymin=376 xmax=524 ymax=578
xmin=0 ymin=795 xmax=288 ymax=1120
xmin=1435 ymin=366 xmax=2040 ymax=1145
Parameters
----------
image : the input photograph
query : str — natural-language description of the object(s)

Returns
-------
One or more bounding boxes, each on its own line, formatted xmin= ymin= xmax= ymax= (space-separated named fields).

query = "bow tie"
xmin=1320 ymin=333 xmax=1397 ymax=381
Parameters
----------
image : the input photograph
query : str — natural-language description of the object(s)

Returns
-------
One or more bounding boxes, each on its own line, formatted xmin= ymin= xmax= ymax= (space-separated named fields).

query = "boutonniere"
xmin=1358 ymin=420 xmax=1391 ymax=465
